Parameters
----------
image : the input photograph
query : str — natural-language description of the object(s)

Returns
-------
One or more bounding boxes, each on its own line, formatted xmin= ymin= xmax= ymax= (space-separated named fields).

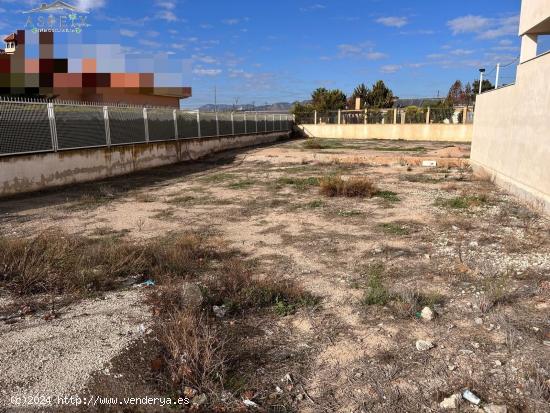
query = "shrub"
xmin=160 ymin=310 xmax=227 ymax=393
xmin=0 ymin=230 xmax=222 ymax=297
xmin=202 ymin=259 xmax=319 ymax=316
xmin=435 ymin=195 xmax=489 ymax=209
xmin=319 ymin=176 xmax=378 ymax=198
xmin=375 ymin=191 xmax=400 ymax=203
xmin=362 ymin=264 xmax=390 ymax=306
xmin=0 ymin=230 xmax=148 ymax=296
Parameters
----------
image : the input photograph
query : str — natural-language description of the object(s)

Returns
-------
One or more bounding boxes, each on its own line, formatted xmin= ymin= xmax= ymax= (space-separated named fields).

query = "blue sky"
xmin=0 ymin=0 xmax=526 ymax=107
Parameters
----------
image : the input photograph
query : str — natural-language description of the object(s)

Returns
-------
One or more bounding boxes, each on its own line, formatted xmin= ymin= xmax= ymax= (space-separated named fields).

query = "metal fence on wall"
xmin=0 ymin=98 xmax=293 ymax=157
xmin=298 ymin=107 xmax=474 ymax=126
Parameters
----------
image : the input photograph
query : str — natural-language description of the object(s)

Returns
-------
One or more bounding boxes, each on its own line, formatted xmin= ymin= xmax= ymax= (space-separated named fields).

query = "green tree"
xmin=350 ymin=83 xmax=370 ymax=109
xmin=366 ymin=80 xmax=396 ymax=109
xmin=311 ymin=88 xmax=347 ymax=112
xmin=292 ymin=101 xmax=315 ymax=124
xmin=471 ymin=79 xmax=494 ymax=96
xmin=404 ymin=106 xmax=426 ymax=124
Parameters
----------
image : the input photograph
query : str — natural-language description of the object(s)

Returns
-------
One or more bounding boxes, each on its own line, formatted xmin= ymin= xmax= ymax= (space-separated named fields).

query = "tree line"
xmin=292 ymin=78 xmax=494 ymax=123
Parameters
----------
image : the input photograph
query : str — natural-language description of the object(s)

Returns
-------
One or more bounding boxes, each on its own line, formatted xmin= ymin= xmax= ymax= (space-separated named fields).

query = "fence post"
xmin=314 ymin=110 xmax=317 ymax=125
xmin=401 ymin=109 xmax=406 ymax=125
xmin=264 ymin=114 xmax=268 ymax=132
xmin=426 ymin=107 xmax=431 ymax=124
xmin=244 ymin=113 xmax=247 ymax=134
xmin=279 ymin=114 xmax=283 ymax=131
xmin=143 ymin=108 xmax=149 ymax=142
xmin=103 ymin=106 xmax=111 ymax=147
xmin=215 ymin=112 xmax=220 ymax=136
xmin=337 ymin=109 xmax=341 ymax=125
xmin=255 ymin=113 xmax=258 ymax=133
xmin=364 ymin=109 xmax=368 ymax=125
xmin=231 ymin=112 xmax=235 ymax=135
xmin=393 ymin=109 xmax=397 ymax=124
xmin=463 ymin=106 xmax=468 ymax=125
xmin=47 ymin=103 xmax=58 ymax=152
xmin=173 ymin=109 xmax=179 ymax=140
xmin=196 ymin=111 xmax=202 ymax=138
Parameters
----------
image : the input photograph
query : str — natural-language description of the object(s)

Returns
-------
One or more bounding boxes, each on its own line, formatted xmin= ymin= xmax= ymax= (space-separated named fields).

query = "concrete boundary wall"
xmin=0 ymin=132 xmax=290 ymax=198
xmin=297 ymin=124 xmax=472 ymax=142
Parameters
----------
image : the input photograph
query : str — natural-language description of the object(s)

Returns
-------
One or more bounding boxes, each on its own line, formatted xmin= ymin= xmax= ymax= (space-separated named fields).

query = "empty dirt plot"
xmin=0 ymin=138 xmax=549 ymax=412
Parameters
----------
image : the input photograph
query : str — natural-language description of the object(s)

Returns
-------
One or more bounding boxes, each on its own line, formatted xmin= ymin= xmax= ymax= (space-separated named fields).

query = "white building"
xmin=4 ymin=33 xmax=17 ymax=55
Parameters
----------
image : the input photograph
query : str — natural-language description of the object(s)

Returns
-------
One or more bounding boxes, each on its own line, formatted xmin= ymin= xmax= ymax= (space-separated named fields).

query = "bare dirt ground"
xmin=1 ymin=138 xmax=549 ymax=412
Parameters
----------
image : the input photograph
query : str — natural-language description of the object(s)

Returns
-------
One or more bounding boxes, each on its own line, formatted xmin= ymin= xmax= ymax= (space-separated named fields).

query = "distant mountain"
xmin=199 ymin=101 xmax=308 ymax=112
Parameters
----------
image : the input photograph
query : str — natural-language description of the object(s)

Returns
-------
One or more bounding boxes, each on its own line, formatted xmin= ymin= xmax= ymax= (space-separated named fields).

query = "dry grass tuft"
xmin=320 ymin=176 xmax=378 ymax=198
xmin=0 ymin=230 xmax=222 ymax=298
xmin=202 ymin=259 xmax=319 ymax=316
xmin=160 ymin=310 xmax=227 ymax=393
xmin=0 ymin=230 xmax=147 ymax=296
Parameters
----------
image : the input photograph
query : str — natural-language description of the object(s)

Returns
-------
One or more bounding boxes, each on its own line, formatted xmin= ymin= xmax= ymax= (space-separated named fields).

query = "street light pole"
xmin=478 ymin=68 xmax=486 ymax=94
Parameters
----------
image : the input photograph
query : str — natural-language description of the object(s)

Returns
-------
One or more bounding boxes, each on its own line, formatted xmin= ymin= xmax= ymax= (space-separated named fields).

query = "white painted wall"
xmin=471 ymin=52 xmax=550 ymax=213
xmin=519 ymin=0 xmax=550 ymax=34
xmin=298 ymin=124 xmax=472 ymax=143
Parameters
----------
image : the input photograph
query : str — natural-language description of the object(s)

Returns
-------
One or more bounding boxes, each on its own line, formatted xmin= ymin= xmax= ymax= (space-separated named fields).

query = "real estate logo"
xmin=23 ymin=1 xmax=89 ymax=34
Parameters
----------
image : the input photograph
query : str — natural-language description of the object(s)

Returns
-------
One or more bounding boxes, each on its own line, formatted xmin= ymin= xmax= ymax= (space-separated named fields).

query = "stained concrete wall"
xmin=0 ymin=132 xmax=290 ymax=198
xmin=297 ymin=124 xmax=472 ymax=143
xmin=471 ymin=52 xmax=550 ymax=214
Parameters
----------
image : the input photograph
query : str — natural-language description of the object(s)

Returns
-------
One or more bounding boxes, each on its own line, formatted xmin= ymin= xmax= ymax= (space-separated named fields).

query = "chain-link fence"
xmin=299 ymin=107 xmax=474 ymax=126
xmin=0 ymin=98 xmax=293 ymax=157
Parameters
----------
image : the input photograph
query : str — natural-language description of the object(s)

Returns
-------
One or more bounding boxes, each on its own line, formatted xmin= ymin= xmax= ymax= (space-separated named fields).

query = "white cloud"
xmin=376 ymin=16 xmax=408 ymax=28
xmin=229 ymin=69 xmax=254 ymax=79
xmin=380 ymin=64 xmax=401 ymax=74
xmin=157 ymin=10 xmax=178 ymax=22
xmin=120 ymin=29 xmax=137 ymax=37
xmin=193 ymin=68 xmax=222 ymax=76
xmin=447 ymin=14 xmax=519 ymax=39
xmin=450 ymin=48 xmax=474 ymax=56
xmin=478 ymin=16 xmax=519 ymax=39
xmin=222 ymin=17 xmax=250 ymax=26
xmin=447 ymin=15 xmax=489 ymax=34
xmin=337 ymin=42 xmax=386 ymax=60
xmin=365 ymin=51 xmax=387 ymax=60
xmin=156 ymin=1 xmax=176 ymax=10
xmin=139 ymin=39 xmax=159 ymax=47
xmin=155 ymin=0 xmax=179 ymax=21
xmin=192 ymin=54 xmax=218 ymax=64
xmin=76 ymin=0 xmax=106 ymax=11
xmin=300 ymin=4 xmax=326 ymax=12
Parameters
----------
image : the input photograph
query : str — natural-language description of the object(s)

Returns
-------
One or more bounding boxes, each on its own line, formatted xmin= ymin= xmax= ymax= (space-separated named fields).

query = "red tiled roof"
xmin=4 ymin=33 xmax=16 ymax=42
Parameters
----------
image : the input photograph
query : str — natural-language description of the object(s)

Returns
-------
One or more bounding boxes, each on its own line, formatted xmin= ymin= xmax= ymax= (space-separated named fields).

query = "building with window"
xmin=0 ymin=30 xmax=191 ymax=107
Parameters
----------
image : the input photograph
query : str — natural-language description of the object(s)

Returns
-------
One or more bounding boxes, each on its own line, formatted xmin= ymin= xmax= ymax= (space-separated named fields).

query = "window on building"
xmin=537 ymin=35 xmax=550 ymax=56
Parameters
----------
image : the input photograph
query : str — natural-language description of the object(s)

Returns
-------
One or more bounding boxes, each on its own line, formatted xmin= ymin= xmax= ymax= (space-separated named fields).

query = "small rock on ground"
xmin=416 ymin=340 xmax=434 ymax=351
xmin=484 ymin=404 xmax=507 ymax=413
xmin=440 ymin=393 xmax=462 ymax=409
xmin=421 ymin=306 xmax=434 ymax=321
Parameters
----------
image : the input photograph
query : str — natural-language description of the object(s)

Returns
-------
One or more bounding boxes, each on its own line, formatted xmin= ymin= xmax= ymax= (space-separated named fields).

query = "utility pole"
xmin=495 ymin=63 xmax=501 ymax=89
xmin=214 ymin=86 xmax=217 ymax=112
